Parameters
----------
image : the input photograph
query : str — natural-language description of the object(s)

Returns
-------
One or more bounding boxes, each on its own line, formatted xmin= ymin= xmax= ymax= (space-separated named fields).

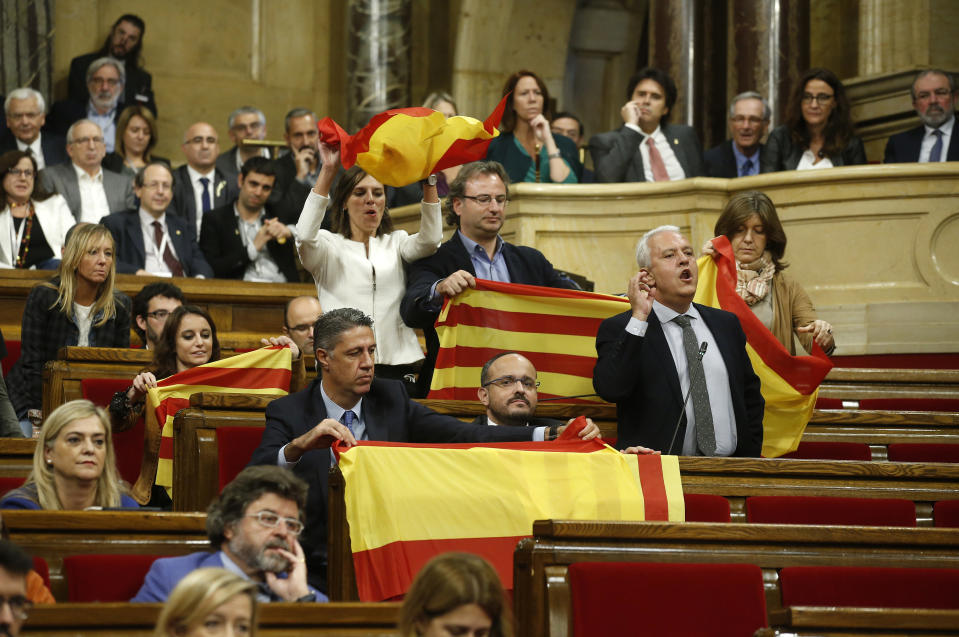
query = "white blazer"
xmin=0 ymin=194 xmax=75 ymax=268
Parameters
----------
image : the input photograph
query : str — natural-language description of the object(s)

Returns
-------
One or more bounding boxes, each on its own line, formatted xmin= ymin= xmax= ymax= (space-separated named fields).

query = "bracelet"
xmin=547 ymin=151 xmax=562 ymax=159
xmin=546 ymin=425 xmax=559 ymax=441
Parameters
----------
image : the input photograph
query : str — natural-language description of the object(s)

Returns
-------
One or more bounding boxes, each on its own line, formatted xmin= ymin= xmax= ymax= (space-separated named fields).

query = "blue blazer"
xmin=884 ymin=122 xmax=959 ymax=163
xmin=100 ymin=209 xmax=214 ymax=277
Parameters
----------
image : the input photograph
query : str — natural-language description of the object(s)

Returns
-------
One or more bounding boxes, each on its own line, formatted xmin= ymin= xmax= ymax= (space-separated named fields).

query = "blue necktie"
xmin=740 ymin=158 xmax=754 ymax=177
xmin=199 ymin=177 xmax=212 ymax=212
xmin=929 ymin=129 xmax=944 ymax=163
xmin=340 ymin=410 xmax=356 ymax=437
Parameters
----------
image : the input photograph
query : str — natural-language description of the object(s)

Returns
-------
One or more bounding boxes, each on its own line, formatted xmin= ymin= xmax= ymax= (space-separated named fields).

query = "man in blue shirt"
xmin=703 ymin=92 xmax=770 ymax=178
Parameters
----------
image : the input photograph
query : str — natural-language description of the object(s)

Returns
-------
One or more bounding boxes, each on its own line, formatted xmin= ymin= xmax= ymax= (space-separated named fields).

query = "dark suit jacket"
xmin=248 ymin=377 xmax=534 ymax=591
xmin=270 ymin=153 xmax=316 ymax=224
xmin=170 ymin=165 xmax=238 ymax=241
xmin=761 ymin=125 xmax=867 ymax=172
xmin=100 ymin=208 xmax=214 ymax=277
xmin=401 ymin=232 xmax=581 ymax=393
xmin=703 ymin=139 xmax=764 ymax=178
xmin=67 ymin=52 xmax=157 ymax=116
xmin=0 ymin=131 xmax=68 ymax=167
xmin=883 ymin=121 xmax=959 ymax=163
xmin=589 ymin=123 xmax=704 ymax=183
xmin=469 ymin=414 xmax=563 ymax=427
xmin=593 ymin=305 xmax=764 ymax=456
xmin=40 ymin=163 xmax=134 ymax=222
xmin=199 ymin=203 xmax=298 ymax=282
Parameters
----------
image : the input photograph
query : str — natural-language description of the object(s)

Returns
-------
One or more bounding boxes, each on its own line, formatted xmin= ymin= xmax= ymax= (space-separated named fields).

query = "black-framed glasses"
xmin=6 ymin=169 xmax=36 ymax=178
xmin=146 ymin=309 xmax=171 ymax=320
xmin=462 ymin=194 xmax=510 ymax=206
xmin=0 ymin=595 xmax=31 ymax=621
xmin=482 ymin=375 xmax=540 ymax=390
xmin=246 ymin=510 xmax=304 ymax=536
xmin=801 ymin=93 xmax=834 ymax=105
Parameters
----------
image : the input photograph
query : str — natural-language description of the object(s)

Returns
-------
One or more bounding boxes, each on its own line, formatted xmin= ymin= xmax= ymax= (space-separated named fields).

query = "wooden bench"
xmin=805 ymin=408 xmax=959 ymax=459
xmin=754 ymin=607 xmax=959 ymax=636
xmin=22 ymin=602 xmax=401 ymax=636
xmin=820 ymin=367 xmax=959 ymax=404
xmin=0 ymin=439 xmax=37 ymax=478
xmin=513 ymin=520 xmax=959 ymax=637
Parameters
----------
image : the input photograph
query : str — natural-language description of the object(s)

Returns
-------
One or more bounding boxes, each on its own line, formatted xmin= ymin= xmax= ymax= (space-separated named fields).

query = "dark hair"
xmin=0 ymin=540 xmax=32 ymax=576
xmin=97 ymin=14 xmax=146 ymax=68
xmin=240 ymin=156 xmax=277 ymax=180
xmin=284 ymin=108 xmax=316 ymax=133
xmin=500 ymin=70 xmax=551 ymax=133
xmin=115 ymin=104 xmax=158 ymax=161
xmin=132 ymin=282 xmax=185 ymax=342
xmin=625 ymin=68 xmax=677 ymax=124
xmin=911 ymin=69 xmax=957 ymax=99
xmin=444 ymin=160 xmax=511 ymax=227
xmin=327 ymin=166 xmax=394 ymax=239
xmin=206 ymin=466 xmax=308 ymax=548
xmin=312 ymin=308 xmax=373 ymax=355
xmin=134 ymin=161 xmax=175 ymax=188
xmin=0 ymin=150 xmax=53 ymax=202
xmin=784 ymin=67 xmax=854 ymax=159
xmin=152 ymin=305 xmax=221 ymax=379
xmin=714 ymin=190 xmax=789 ymax=272
xmin=551 ymin=111 xmax=584 ymax=137
xmin=480 ymin=351 xmax=520 ymax=386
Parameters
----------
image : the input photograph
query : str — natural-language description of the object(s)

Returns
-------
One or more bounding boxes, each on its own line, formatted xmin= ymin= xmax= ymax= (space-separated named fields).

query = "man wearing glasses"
xmin=48 ymin=58 xmax=126 ymax=152
xmin=401 ymin=160 xmax=580 ymax=395
xmin=216 ymin=107 xmax=270 ymax=185
xmin=0 ymin=541 xmax=32 ymax=635
xmin=133 ymin=465 xmax=327 ymax=603
xmin=171 ymin=122 xmax=238 ymax=241
xmin=703 ymin=92 xmax=771 ymax=178
xmin=281 ymin=296 xmax=323 ymax=355
xmin=0 ymin=88 xmax=67 ymax=169
xmin=884 ymin=69 xmax=958 ymax=163
xmin=475 ymin=352 xmax=566 ymax=432
xmin=131 ymin=282 xmax=184 ymax=350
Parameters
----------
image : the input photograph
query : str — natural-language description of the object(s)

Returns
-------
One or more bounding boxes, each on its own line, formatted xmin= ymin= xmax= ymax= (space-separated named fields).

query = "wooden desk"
xmin=820 ymin=367 xmax=959 ymax=403
xmin=764 ymin=606 xmax=959 ymax=636
xmin=0 ymin=439 xmax=37 ymax=478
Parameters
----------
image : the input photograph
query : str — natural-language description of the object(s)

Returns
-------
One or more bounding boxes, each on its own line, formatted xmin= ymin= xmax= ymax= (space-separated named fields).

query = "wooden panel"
xmin=0 ymin=439 xmax=38 ymax=477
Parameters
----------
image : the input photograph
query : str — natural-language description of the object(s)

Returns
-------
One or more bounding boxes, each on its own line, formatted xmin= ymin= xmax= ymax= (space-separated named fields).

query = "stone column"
xmin=0 ymin=0 xmax=54 ymax=99
xmin=346 ymin=0 xmax=412 ymax=131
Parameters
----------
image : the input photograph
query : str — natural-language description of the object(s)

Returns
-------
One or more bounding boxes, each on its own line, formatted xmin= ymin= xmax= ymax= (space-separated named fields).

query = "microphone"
xmin=666 ymin=341 xmax=708 ymax=455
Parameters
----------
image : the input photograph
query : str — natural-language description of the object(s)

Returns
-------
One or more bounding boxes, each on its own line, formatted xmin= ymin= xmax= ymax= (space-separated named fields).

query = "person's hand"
xmin=436 ymin=270 xmax=476 ymax=298
xmin=621 ymin=445 xmax=661 ymax=455
xmin=134 ymin=269 xmax=150 ymax=276
xmin=128 ymin=371 xmax=157 ymax=403
xmin=264 ymin=218 xmax=293 ymax=241
xmin=620 ymin=101 xmax=641 ymax=126
xmin=529 ymin=114 xmax=553 ymax=145
xmin=284 ymin=418 xmax=357 ymax=463
xmin=262 ymin=335 xmax=300 ymax=361
xmin=701 ymin=239 xmax=716 ymax=257
xmin=627 ymin=271 xmax=654 ymax=321
xmin=317 ymin=140 xmax=340 ymax=171
xmin=264 ymin=537 xmax=311 ymax=601
xmin=557 ymin=417 xmax=600 ymax=441
xmin=252 ymin=223 xmax=273 ymax=251
xmin=797 ymin=320 xmax=835 ymax=351
xmin=293 ymin=144 xmax=318 ymax=179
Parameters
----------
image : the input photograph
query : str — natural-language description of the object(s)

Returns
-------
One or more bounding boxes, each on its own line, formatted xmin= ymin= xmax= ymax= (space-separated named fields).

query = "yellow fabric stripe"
xmin=430 ymin=366 xmax=601 ymax=402
xmin=195 ymin=347 xmax=291 ymax=370
xmin=454 ymin=288 xmax=628 ymax=319
xmin=436 ymin=324 xmax=597 ymax=358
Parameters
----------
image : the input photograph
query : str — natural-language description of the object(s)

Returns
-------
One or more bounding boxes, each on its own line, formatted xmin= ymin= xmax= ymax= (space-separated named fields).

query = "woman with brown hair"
xmin=102 ymin=104 xmax=169 ymax=178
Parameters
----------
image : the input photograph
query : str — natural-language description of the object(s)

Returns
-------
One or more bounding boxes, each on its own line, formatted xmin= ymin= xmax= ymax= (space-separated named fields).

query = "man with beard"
xmin=884 ymin=69 xmax=958 ymax=163
xmin=66 ymin=14 xmax=156 ymax=116
xmin=132 ymin=465 xmax=327 ymax=602
xmin=0 ymin=541 xmax=32 ymax=636
xmin=131 ymin=282 xmax=184 ymax=350
xmin=474 ymin=352 xmax=564 ymax=429
xmin=48 ymin=58 xmax=126 ymax=152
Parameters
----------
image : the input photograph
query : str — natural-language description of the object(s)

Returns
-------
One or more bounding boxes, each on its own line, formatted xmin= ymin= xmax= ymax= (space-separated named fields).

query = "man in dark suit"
xmin=473 ymin=352 xmax=564 ymax=429
xmin=703 ymin=92 xmax=770 ymax=178
xmin=884 ymin=69 xmax=958 ymax=164
xmin=249 ymin=308 xmax=597 ymax=591
xmin=593 ymin=225 xmax=764 ymax=456
xmin=200 ymin=157 xmax=298 ymax=282
xmin=216 ymin=106 xmax=269 ymax=185
xmin=101 ymin=162 xmax=213 ymax=277
xmin=265 ymin=108 xmax=320 ymax=224
xmin=171 ymin=122 xmax=238 ymax=241
xmin=589 ymin=68 xmax=704 ymax=183
xmin=1 ymin=89 xmax=67 ymax=169
xmin=401 ymin=160 xmax=580 ymax=395
xmin=48 ymin=58 xmax=126 ymax=153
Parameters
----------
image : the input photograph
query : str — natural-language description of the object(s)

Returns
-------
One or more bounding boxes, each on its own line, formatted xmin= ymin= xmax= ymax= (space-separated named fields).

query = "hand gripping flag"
xmin=316 ymin=94 xmax=508 ymax=186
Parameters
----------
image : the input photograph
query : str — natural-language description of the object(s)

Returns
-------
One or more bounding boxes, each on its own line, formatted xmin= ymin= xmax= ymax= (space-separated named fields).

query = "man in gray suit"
xmin=215 ymin=106 xmax=270 ymax=185
xmin=40 ymin=119 xmax=134 ymax=223
xmin=589 ymin=68 xmax=704 ymax=183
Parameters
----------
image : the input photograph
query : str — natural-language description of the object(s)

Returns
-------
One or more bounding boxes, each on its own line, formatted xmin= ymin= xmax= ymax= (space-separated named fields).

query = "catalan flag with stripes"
xmin=135 ymin=347 xmax=292 ymax=502
xmin=316 ymin=94 xmax=508 ymax=187
xmin=337 ymin=419 xmax=684 ymax=601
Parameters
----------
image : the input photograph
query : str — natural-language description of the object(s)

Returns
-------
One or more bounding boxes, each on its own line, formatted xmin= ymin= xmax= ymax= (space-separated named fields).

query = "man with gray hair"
xmin=216 ymin=106 xmax=270 ymax=185
xmin=884 ymin=69 xmax=958 ymax=163
xmin=49 ymin=58 xmax=126 ymax=152
xmin=0 ymin=88 xmax=67 ymax=169
xmin=593 ymin=225 xmax=763 ymax=457
xmin=703 ymin=91 xmax=770 ymax=178
xmin=266 ymin=108 xmax=322 ymax=223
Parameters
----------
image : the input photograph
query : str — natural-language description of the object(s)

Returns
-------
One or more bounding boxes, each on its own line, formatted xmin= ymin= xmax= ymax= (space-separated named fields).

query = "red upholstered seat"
xmin=745 ymin=495 xmax=916 ymax=527
xmin=1 ymin=340 xmax=20 ymax=378
xmin=0 ymin=476 xmax=25 ymax=499
xmin=780 ymin=566 xmax=959 ymax=609
xmin=569 ymin=562 xmax=767 ymax=636
xmin=684 ymin=493 xmax=730 ymax=522
xmin=781 ymin=441 xmax=872 ymax=461
xmin=813 ymin=397 xmax=844 ymax=409
xmin=858 ymin=398 xmax=959 ymax=412
xmin=887 ymin=443 xmax=959 ymax=463
xmin=81 ymin=378 xmax=144 ymax=486
xmin=216 ymin=427 xmax=265 ymax=492
xmin=934 ymin=501 xmax=959 ymax=528
xmin=32 ymin=556 xmax=50 ymax=589
xmin=63 ymin=554 xmax=165 ymax=602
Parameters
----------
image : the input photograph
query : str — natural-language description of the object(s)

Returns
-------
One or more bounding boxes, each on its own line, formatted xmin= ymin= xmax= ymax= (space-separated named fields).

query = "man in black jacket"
xmin=884 ymin=69 xmax=958 ymax=163
xmin=703 ymin=92 xmax=769 ymax=178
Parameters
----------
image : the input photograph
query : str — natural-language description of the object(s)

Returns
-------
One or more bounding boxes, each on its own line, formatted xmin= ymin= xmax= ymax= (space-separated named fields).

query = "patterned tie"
xmin=646 ymin=136 xmax=669 ymax=181
xmin=199 ymin=176 xmax=212 ymax=212
xmin=741 ymin=158 xmax=754 ymax=177
xmin=152 ymin=221 xmax=184 ymax=277
xmin=673 ymin=315 xmax=715 ymax=455
xmin=340 ymin=410 xmax=357 ymax=437
xmin=929 ymin=129 xmax=944 ymax=163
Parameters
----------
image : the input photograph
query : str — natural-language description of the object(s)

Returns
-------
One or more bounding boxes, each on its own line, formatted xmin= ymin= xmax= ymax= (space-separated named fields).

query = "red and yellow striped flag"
xmin=337 ymin=425 xmax=683 ymax=601
xmin=316 ymin=95 xmax=508 ymax=187
xmin=694 ymin=236 xmax=833 ymax=457
xmin=137 ymin=347 xmax=292 ymax=500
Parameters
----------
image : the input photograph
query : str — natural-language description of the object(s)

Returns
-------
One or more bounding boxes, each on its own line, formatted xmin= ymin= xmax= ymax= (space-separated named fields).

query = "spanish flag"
xmin=133 ymin=347 xmax=292 ymax=503
xmin=337 ymin=420 xmax=684 ymax=601
xmin=316 ymin=94 xmax=508 ymax=187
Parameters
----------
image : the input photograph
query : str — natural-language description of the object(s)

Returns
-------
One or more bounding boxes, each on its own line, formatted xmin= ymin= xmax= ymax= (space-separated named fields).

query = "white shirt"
xmin=74 ymin=302 xmax=93 ymax=346
xmin=73 ymin=163 xmax=111 ymax=223
xmin=235 ymin=205 xmax=285 ymax=282
xmin=186 ymin=165 xmax=216 ymax=238
xmin=138 ymin=207 xmax=181 ymax=276
xmin=15 ymin=135 xmax=45 ymax=170
xmin=796 ymin=150 xmax=833 ymax=170
xmin=625 ymin=123 xmax=686 ymax=181
xmin=920 ymin=115 xmax=955 ymax=163
xmin=625 ymin=301 xmax=738 ymax=456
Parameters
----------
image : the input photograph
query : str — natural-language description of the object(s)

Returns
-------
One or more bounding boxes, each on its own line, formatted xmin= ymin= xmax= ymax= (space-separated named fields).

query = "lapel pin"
xmin=175 ymin=229 xmax=181 ymax=236
xmin=673 ymin=139 xmax=679 ymax=145
xmin=216 ymin=181 xmax=226 ymax=197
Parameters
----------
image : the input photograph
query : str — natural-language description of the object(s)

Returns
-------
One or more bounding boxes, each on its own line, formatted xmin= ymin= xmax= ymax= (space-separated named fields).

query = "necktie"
xmin=673 ymin=315 xmax=715 ymax=455
xmin=929 ymin=129 xmax=944 ymax=163
xmin=341 ymin=410 xmax=357 ymax=437
xmin=152 ymin=221 xmax=184 ymax=277
xmin=646 ymin=136 xmax=669 ymax=181
xmin=741 ymin=158 xmax=754 ymax=177
xmin=199 ymin=177 xmax=212 ymax=212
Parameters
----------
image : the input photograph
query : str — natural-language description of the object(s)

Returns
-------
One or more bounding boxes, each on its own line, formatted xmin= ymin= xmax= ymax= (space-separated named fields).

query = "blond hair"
xmin=154 ymin=568 xmax=258 ymax=637
xmin=44 ymin=223 xmax=119 ymax=326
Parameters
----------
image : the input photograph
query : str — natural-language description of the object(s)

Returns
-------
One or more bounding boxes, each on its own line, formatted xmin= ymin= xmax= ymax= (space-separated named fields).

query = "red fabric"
xmin=569 ymin=562 xmax=767 ymax=637
xmin=0 ymin=340 xmax=19 ymax=377
xmin=858 ymin=398 xmax=959 ymax=412
xmin=0 ymin=476 xmax=25 ymax=499
xmin=63 ymin=554 xmax=165 ymax=602
xmin=746 ymin=496 xmax=916 ymax=527
xmin=781 ymin=441 xmax=872 ymax=461
xmin=684 ymin=493 xmax=731 ymax=522
xmin=888 ymin=443 xmax=959 ymax=463
xmin=31 ymin=556 xmax=49 ymax=589
xmin=81 ymin=378 xmax=145 ymax=485
xmin=832 ymin=354 xmax=959 ymax=369
xmin=780 ymin=566 xmax=959 ymax=609
xmin=216 ymin=427 xmax=266 ymax=491
xmin=814 ymin=397 xmax=844 ymax=409
xmin=934 ymin=501 xmax=959 ymax=528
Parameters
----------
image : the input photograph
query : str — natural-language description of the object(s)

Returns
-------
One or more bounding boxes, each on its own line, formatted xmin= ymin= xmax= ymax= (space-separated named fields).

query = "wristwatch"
xmin=426 ymin=174 xmax=438 ymax=186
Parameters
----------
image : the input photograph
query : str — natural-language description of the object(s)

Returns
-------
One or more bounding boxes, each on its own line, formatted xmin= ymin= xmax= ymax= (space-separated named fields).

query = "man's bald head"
xmin=283 ymin=296 xmax=323 ymax=353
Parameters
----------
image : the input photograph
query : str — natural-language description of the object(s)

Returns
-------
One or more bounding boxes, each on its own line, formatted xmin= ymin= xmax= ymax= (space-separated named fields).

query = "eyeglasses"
xmin=231 ymin=122 xmax=264 ymax=133
xmin=0 ymin=595 xmax=31 ymax=621
xmin=6 ymin=169 xmax=35 ymax=178
xmin=287 ymin=323 xmax=312 ymax=334
xmin=246 ymin=510 xmax=304 ymax=536
xmin=731 ymin=115 xmax=766 ymax=125
xmin=7 ymin=112 xmax=42 ymax=121
xmin=801 ymin=93 xmax=834 ymax=105
xmin=186 ymin=136 xmax=217 ymax=145
xmin=462 ymin=194 xmax=510 ymax=206
xmin=915 ymin=88 xmax=953 ymax=102
xmin=482 ymin=375 xmax=540 ymax=390
xmin=70 ymin=136 xmax=105 ymax=146
xmin=141 ymin=181 xmax=172 ymax=192
xmin=146 ymin=309 xmax=171 ymax=320
xmin=90 ymin=77 xmax=120 ymax=87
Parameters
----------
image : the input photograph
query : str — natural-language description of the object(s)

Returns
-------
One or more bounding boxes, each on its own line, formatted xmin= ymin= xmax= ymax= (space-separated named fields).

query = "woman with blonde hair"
xmin=0 ymin=399 xmax=136 ymax=509
xmin=399 ymin=552 xmax=514 ymax=637
xmin=5 ymin=223 xmax=131 ymax=422
xmin=154 ymin=567 xmax=258 ymax=637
